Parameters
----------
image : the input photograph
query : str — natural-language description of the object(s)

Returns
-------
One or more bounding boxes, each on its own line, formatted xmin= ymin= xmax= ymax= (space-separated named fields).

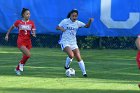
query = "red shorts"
xmin=17 ymin=39 xmax=32 ymax=50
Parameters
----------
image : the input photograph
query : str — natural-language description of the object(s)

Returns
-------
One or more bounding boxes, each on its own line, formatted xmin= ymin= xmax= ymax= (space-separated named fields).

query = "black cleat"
xmin=83 ymin=74 xmax=87 ymax=77
xmin=64 ymin=66 xmax=70 ymax=70
xmin=138 ymin=84 xmax=140 ymax=88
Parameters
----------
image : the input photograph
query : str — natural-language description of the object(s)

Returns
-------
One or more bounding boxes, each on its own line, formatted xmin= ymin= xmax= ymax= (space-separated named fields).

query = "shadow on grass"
xmin=0 ymin=87 xmax=139 ymax=93
xmin=0 ymin=61 xmax=140 ymax=82
xmin=0 ymin=48 xmax=140 ymax=82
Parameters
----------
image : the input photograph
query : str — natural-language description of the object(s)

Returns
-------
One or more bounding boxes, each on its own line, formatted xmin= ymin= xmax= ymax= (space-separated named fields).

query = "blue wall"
xmin=0 ymin=0 xmax=140 ymax=36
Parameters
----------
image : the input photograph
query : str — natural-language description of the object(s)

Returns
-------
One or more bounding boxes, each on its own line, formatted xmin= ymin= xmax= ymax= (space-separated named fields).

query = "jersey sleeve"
xmin=58 ymin=19 xmax=66 ymax=27
xmin=31 ymin=21 xmax=36 ymax=31
xmin=13 ymin=20 xmax=20 ymax=27
xmin=77 ymin=21 xmax=86 ymax=28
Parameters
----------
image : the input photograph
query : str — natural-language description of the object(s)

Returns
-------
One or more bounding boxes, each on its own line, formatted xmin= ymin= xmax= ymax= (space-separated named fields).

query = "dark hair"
xmin=21 ymin=8 xmax=29 ymax=17
xmin=67 ymin=9 xmax=78 ymax=18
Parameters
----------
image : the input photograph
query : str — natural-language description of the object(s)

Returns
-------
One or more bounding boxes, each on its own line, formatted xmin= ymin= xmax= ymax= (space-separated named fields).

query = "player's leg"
xmin=20 ymin=46 xmax=31 ymax=64
xmin=136 ymin=37 xmax=140 ymax=69
xmin=63 ymin=46 xmax=74 ymax=69
xmin=16 ymin=46 xmax=31 ymax=72
xmin=73 ymin=48 xmax=87 ymax=77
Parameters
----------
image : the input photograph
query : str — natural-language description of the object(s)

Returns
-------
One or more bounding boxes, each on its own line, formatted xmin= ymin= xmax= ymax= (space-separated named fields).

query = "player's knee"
xmin=75 ymin=56 xmax=82 ymax=62
xmin=69 ymin=54 xmax=74 ymax=59
xmin=25 ymin=53 xmax=31 ymax=58
xmin=28 ymin=54 xmax=31 ymax=58
xmin=77 ymin=59 xmax=82 ymax=62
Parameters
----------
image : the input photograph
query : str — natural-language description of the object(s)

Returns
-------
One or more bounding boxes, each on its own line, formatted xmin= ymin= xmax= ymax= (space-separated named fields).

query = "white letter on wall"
xmin=100 ymin=0 xmax=140 ymax=29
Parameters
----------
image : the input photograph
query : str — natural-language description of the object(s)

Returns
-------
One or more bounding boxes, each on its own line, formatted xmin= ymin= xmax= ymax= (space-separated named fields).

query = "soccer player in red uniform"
xmin=5 ymin=8 xmax=36 ymax=75
xmin=136 ymin=35 xmax=140 ymax=69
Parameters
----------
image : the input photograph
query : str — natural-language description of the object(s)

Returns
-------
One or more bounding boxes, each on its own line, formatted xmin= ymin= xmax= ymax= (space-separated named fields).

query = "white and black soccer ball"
xmin=65 ymin=68 xmax=75 ymax=77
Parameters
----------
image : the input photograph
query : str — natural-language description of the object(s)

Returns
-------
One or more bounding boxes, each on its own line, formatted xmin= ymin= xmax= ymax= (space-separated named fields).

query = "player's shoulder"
xmin=15 ymin=20 xmax=22 ymax=22
xmin=61 ymin=18 xmax=69 ymax=22
xmin=76 ymin=20 xmax=85 ymax=25
xmin=76 ymin=20 xmax=82 ymax=23
xmin=14 ymin=20 xmax=22 ymax=25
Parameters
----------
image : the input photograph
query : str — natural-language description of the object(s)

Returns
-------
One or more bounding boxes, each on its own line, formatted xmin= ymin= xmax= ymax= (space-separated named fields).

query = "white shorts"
xmin=60 ymin=43 xmax=78 ymax=50
xmin=138 ymin=35 xmax=140 ymax=38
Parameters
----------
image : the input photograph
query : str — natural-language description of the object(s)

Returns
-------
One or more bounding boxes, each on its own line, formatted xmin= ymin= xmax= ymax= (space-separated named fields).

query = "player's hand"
xmin=5 ymin=35 xmax=9 ymax=41
xmin=31 ymin=31 xmax=36 ymax=37
xmin=32 ymin=33 xmax=36 ymax=37
xmin=89 ymin=18 xmax=94 ymax=22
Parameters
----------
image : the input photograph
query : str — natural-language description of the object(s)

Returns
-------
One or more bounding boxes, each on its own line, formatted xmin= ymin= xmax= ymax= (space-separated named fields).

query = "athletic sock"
xmin=136 ymin=51 xmax=140 ymax=69
xmin=65 ymin=57 xmax=73 ymax=68
xmin=78 ymin=60 xmax=86 ymax=75
xmin=16 ymin=55 xmax=30 ymax=70
xmin=20 ymin=55 xmax=30 ymax=65
xmin=16 ymin=65 xmax=20 ymax=70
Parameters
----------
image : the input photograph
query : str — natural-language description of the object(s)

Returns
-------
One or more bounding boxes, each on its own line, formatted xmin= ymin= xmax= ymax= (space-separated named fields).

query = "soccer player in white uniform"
xmin=56 ymin=9 xmax=93 ymax=77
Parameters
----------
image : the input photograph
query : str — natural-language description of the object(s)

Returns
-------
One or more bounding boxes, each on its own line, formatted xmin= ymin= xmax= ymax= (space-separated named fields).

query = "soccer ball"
xmin=65 ymin=68 xmax=75 ymax=77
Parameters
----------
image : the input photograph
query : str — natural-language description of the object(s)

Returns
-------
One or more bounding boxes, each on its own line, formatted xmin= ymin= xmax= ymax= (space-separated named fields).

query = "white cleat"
xmin=15 ymin=69 xmax=21 ymax=76
xmin=19 ymin=64 xmax=24 ymax=71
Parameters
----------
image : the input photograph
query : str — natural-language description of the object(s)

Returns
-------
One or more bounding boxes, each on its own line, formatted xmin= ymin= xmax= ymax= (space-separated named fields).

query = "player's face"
xmin=23 ymin=11 xmax=30 ymax=20
xmin=70 ymin=12 xmax=78 ymax=22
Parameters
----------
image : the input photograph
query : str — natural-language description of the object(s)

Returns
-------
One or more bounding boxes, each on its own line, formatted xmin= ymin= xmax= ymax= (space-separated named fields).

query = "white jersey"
xmin=58 ymin=18 xmax=86 ymax=44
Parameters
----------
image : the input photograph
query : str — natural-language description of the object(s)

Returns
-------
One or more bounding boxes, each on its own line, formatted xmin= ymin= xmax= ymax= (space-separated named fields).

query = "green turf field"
xmin=0 ymin=47 xmax=140 ymax=93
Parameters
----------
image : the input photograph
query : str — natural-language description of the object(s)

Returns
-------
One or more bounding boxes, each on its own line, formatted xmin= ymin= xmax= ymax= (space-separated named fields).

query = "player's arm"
xmin=31 ymin=21 xmax=36 ymax=37
xmin=84 ymin=18 xmax=94 ymax=28
xmin=56 ymin=19 xmax=66 ymax=32
xmin=56 ymin=26 xmax=66 ymax=32
xmin=5 ymin=25 xmax=15 ymax=41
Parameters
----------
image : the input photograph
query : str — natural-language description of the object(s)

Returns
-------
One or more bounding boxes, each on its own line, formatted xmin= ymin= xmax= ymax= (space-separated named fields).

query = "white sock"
xmin=65 ymin=57 xmax=73 ymax=68
xmin=78 ymin=60 xmax=86 ymax=75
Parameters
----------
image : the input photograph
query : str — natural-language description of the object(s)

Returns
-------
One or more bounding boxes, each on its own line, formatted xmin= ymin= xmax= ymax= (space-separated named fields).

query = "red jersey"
xmin=14 ymin=20 xmax=36 ymax=40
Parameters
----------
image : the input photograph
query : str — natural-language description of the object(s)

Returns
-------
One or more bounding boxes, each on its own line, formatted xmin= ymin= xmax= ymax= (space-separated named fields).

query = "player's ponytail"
xmin=67 ymin=9 xmax=78 ymax=18
xmin=21 ymin=8 xmax=29 ymax=18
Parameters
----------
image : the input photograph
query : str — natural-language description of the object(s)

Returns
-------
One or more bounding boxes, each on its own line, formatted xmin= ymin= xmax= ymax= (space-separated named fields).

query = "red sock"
xmin=16 ymin=55 xmax=30 ymax=70
xmin=136 ymin=51 xmax=140 ymax=69
xmin=16 ymin=65 xmax=20 ymax=70
xmin=20 ymin=55 xmax=30 ymax=64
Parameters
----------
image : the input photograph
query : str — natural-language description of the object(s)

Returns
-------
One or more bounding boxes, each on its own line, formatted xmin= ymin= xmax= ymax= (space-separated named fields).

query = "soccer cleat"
xmin=19 ymin=64 xmax=24 ymax=71
xmin=138 ymin=84 xmax=140 ymax=88
xmin=83 ymin=74 xmax=87 ymax=77
xmin=15 ymin=69 xmax=21 ymax=76
xmin=64 ymin=66 xmax=70 ymax=70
